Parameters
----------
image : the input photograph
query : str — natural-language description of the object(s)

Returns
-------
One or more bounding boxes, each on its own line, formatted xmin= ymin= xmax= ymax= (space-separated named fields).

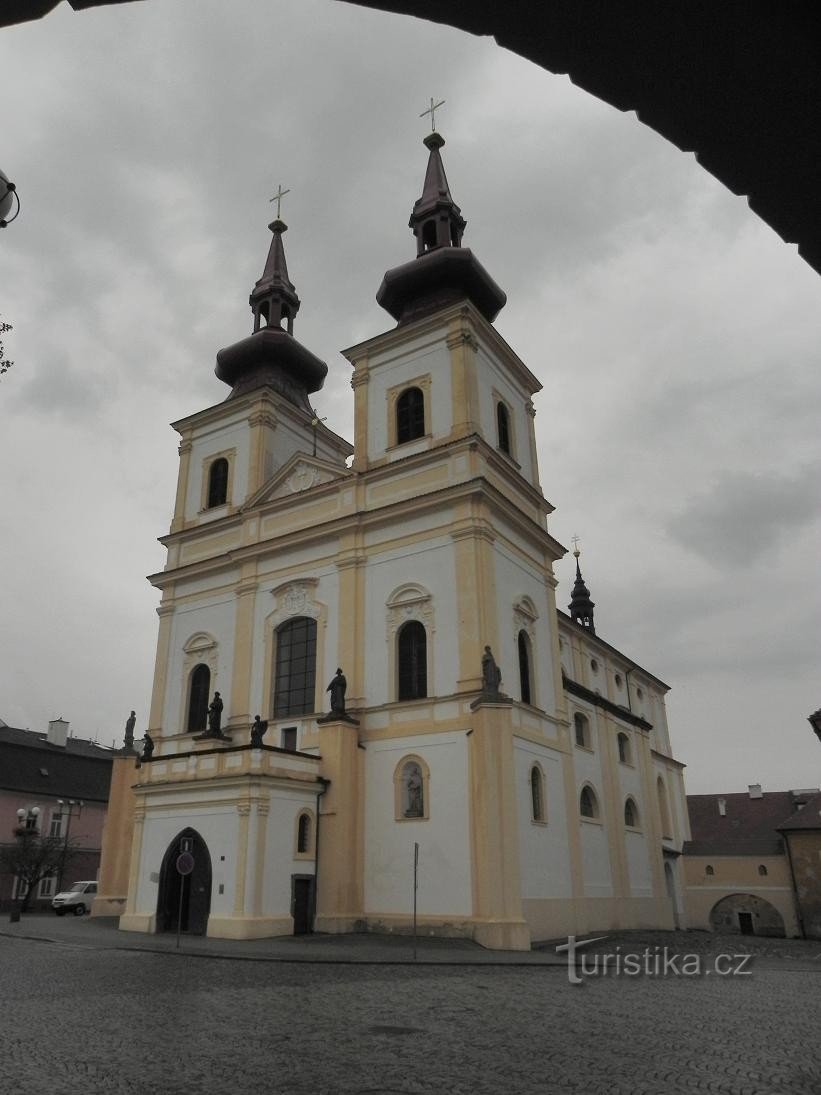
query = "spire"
xmin=249 ymin=219 xmax=301 ymax=335
xmin=215 ymin=211 xmax=327 ymax=407
xmin=409 ymin=132 xmax=466 ymax=256
xmin=376 ymin=130 xmax=506 ymax=326
xmin=568 ymin=543 xmax=596 ymax=634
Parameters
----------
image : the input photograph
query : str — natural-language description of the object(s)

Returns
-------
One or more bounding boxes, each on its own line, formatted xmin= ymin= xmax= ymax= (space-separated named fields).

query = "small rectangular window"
xmin=281 ymin=727 xmax=298 ymax=752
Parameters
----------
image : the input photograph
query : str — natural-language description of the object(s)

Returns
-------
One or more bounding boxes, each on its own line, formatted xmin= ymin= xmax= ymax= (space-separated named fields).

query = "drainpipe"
xmin=782 ymin=834 xmax=805 ymax=939
xmin=311 ymin=778 xmax=329 ymax=931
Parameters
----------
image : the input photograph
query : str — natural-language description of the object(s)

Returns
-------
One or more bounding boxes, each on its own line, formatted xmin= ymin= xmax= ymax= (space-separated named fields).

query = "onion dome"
xmin=376 ymin=132 xmax=506 ymax=326
xmin=216 ymin=218 xmax=327 ymax=409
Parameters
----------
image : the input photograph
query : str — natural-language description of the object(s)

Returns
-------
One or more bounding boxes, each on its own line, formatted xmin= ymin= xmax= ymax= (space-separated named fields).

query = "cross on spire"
xmin=571 ymin=534 xmax=581 ymax=556
xmin=268 ymin=183 xmax=290 ymax=220
xmin=420 ymin=97 xmax=445 ymax=132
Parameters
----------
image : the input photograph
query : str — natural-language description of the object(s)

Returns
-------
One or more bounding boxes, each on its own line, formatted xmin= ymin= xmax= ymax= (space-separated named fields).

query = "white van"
xmin=51 ymin=880 xmax=98 ymax=916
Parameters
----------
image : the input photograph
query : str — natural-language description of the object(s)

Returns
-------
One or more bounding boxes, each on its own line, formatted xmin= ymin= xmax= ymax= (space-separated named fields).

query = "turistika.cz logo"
xmin=555 ymin=935 xmax=754 ymax=984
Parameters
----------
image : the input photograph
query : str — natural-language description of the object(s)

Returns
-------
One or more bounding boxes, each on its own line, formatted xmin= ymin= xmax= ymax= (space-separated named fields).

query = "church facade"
xmin=102 ymin=132 xmax=688 ymax=949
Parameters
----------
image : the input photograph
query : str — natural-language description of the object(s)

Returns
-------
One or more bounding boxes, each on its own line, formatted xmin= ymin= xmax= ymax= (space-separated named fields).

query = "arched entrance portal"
xmin=156 ymin=829 xmax=212 ymax=936
xmin=709 ymin=893 xmax=785 ymax=938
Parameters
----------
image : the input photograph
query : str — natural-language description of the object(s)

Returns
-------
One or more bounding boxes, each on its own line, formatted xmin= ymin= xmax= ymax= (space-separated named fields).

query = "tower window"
xmin=274 ymin=617 xmax=317 ymax=717
xmin=706 ymin=865 xmax=715 ymax=877
xmin=580 ymin=786 xmax=599 ymax=819
xmin=617 ymin=732 xmax=631 ymax=764
xmin=518 ymin=630 xmax=532 ymax=705
xmin=497 ymin=402 xmax=511 ymax=455
xmin=297 ymin=813 xmax=311 ymax=854
xmin=422 ymin=220 xmax=437 ymax=251
xmin=187 ymin=663 xmax=211 ymax=732
xmin=397 ymin=620 xmax=427 ymax=701
xmin=530 ymin=766 xmax=545 ymax=822
xmin=207 ymin=458 xmax=229 ymax=508
xmin=396 ymin=387 xmax=425 ymax=444
xmin=758 ymin=864 xmax=768 ymax=877
xmin=624 ymin=797 xmax=639 ymax=828
xmin=574 ymin=713 xmax=591 ymax=749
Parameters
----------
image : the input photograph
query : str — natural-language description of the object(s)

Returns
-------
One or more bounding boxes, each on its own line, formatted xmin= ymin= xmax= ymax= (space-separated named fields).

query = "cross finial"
xmin=571 ymin=534 xmax=581 ymax=558
xmin=420 ymin=97 xmax=445 ymax=132
xmin=268 ymin=183 xmax=290 ymax=220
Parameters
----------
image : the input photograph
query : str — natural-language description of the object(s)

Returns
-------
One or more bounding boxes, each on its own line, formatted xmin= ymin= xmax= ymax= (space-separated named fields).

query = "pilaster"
xmin=447 ymin=314 xmax=480 ymax=440
xmin=334 ymin=545 xmax=367 ymax=710
xmin=229 ymin=570 xmax=259 ymax=731
xmin=451 ymin=512 xmax=498 ymax=693
xmin=350 ymin=360 xmax=370 ymax=472
xmin=171 ymin=436 xmax=193 ymax=532
xmin=148 ymin=601 xmax=176 ymax=737
xmin=314 ymin=719 xmax=363 ymax=929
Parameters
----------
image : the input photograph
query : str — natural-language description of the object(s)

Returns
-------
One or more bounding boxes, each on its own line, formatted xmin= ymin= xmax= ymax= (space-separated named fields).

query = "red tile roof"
xmin=776 ymin=790 xmax=821 ymax=832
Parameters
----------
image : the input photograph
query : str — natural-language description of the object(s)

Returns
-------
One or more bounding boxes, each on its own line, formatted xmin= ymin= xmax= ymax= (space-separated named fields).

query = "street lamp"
xmin=0 ymin=170 xmax=20 ymax=228
xmin=15 ymin=806 xmax=40 ymax=834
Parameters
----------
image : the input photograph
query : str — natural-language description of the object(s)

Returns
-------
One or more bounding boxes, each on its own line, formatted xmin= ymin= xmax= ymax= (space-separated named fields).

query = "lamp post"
xmin=56 ymin=799 xmax=82 ymax=892
xmin=10 ymin=807 xmax=40 ymax=918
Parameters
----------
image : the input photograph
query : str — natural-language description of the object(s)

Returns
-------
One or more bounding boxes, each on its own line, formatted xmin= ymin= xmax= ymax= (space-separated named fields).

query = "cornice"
xmin=562 ymin=674 xmax=654 ymax=732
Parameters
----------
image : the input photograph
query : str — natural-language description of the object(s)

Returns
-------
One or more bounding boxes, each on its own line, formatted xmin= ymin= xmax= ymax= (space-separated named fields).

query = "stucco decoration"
xmin=385 ymin=582 xmax=434 ymax=640
xmin=513 ymin=595 xmax=538 ymax=640
xmin=270 ymin=578 xmax=321 ymax=624
xmin=179 ymin=632 xmax=219 ymax=736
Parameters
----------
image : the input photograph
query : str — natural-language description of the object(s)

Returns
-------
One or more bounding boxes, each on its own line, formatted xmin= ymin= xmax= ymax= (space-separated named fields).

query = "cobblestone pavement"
xmin=3 ymin=929 xmax=821 ymax=1095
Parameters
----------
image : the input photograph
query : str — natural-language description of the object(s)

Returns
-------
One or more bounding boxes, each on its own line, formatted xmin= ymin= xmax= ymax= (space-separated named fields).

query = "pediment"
xmin=244 ymin=451 xmax=349 ymax=510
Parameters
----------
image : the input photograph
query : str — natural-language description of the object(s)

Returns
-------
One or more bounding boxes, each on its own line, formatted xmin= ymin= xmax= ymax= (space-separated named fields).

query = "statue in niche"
xmin=141 ymin=730 xmax=154 ymax=761
xmin=207 ymin=692 xmax=224 ymax=735
xmin=124 ymin=710 xmax=136 ymax=752
xmin=326 ymin=668 xmax=347 ymax=716
xmin=250 ymin=715 xmax=268 ymax=747
xmin=404 ymin=764 xmax=424 ymax=818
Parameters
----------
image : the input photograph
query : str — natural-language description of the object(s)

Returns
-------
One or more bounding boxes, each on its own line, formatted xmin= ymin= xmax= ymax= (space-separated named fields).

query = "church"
xmin=95 ymin=128 xmax=689 ymax=949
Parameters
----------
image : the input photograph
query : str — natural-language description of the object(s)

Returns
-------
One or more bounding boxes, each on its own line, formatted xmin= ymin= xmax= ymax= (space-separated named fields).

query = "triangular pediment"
xmin=243 ymin=451 xmax=350 ymax=510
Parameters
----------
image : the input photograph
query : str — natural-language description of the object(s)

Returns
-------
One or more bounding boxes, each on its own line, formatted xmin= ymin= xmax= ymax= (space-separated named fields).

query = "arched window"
xmin=530 ymin=766 xmax=545 ymax=822
xmin=657 ymin=777 xmax=673 ymax=839
xmin=396 ymin=387 xmax=425 ymax=444
xmin=579 ymin=785 xmax=599 ymax=819
xmin=706 ymin=865 xmax=715 ymax=877
xmin=624 ymin=797 xmax=639 ymax=828
xmin=297 ymin=813 xmax=311 ymax=854
xmin=497 ymin=402 xmax=511 ymax=455
xmin=617 ymin=732 xmax=631 ymax=764
xmin=758 ymin=864 xmax=768 ymax=877
xmin=274 ymin=617 xmax=317 ymax=717
xmin=397 ymin=621 xmax=427 ymax=700
xmin=207 ymin=458 xmax=229 ymax=508
xmin=574 ymin=712 xmax=591 ymax=749
xmin=422 ymin=220 xmax=437 ymax=251
xmin=187 ymin=663 xmax=210 ymax=732
xmin=518 ymin=630 xmax=532 ymax=705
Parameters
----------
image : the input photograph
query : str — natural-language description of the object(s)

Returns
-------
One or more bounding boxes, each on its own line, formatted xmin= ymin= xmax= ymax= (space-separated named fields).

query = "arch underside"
xmin=7 ymin=1 xmax=819 ymax=277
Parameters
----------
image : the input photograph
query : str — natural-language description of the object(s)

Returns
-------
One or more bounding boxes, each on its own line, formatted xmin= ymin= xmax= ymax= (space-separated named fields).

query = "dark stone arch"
xmin=156 ymin=828 xmax=213 ymax=936
xmin=709 ymin=892 xmax=786 ymax=938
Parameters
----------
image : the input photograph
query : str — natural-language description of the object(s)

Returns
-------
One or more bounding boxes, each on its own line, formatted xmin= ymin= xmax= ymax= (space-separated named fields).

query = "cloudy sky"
xmin=2 ymin=0 xmax=819 ymax=793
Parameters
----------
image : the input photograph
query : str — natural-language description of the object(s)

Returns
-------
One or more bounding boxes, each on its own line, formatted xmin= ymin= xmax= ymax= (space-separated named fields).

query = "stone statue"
xmin=141 ymin=730 xmax=154 ymax=761
xmin=481 ymin=646 xmax=502 ymax=694
xmin=406 ymin=766 xmax=423 ymax=817
xmin=250 ymin=715 xmax=268 ymax=747
xmin=326 ymin=668 xmax=347 ymax=715
xmin=124 ymin=710 xmax=136 ymax=752
xmin=207 ymin=692 xmax=223 ymax=735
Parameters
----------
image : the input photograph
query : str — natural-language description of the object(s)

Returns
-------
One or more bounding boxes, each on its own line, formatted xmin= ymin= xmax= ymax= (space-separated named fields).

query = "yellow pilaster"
xmin=251 ymin=800 xmax=270 ymax=917
xmin=335 ymin=544 xmax=366 ymax=709
xmin=350 ymin=359 xmax=370 ymax=472
xmin=314 ymin=719 xmax=363 ymax=931
xmin=120 ymin=802 xmax=146 ymax=923
xmin=467 ymin=704 xmax=530 ymax=950
xmin=247 ymin=400 xmax=276 ymax=497
xmin=233 ymin=801 xmax=251 ymax=916
xmin=92 ymin=756 xmax=138 ymax=918
xmin=170 ymin=436 xmax=193 ymax=532
xmin=447 ymin=315 xmax=480 ymax=440
xmin=451 ymin=511 xmax=498 ymax=693
xmin=229 ymin=569 xmax=259 ymax=731
xmin=148 ymin=601 xmax=176 ymax=738
xmin=525 ymin=399 xmax=541 ymax=490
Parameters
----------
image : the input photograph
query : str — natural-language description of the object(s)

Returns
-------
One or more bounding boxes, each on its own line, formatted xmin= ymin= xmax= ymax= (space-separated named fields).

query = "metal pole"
xmin=176 ymin=873 xmax=185 ymax=949
xmin=412 ymin=842 xmax=419 ymax=960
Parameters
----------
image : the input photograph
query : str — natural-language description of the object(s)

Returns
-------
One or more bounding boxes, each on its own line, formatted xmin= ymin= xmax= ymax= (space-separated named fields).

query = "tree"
xmin=0 ymin=829 xmax=80 ymax=912
xmin=0 ymin=315 xmax=12 ymax=379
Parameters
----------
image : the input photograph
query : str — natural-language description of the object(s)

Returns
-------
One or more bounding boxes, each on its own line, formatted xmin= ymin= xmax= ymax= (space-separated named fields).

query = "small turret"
xmin=568 ymin=544 xmax=596 ymax=634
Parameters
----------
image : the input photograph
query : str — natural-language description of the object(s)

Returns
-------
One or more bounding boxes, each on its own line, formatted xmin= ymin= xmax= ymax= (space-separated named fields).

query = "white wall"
xmin=164 ymin=594 xmax=237 ymax=735
xmin=366 ymin=336 xmax=452 ymax=462
xmin=363 ymin=732 xmax=471 ymax=916
xmin=514 ymin=740 xmax=572 ymax=899
xmin=185 ymin=416 xmax=249 ymax=520
xmin=475 ymin=341 xmax=535 ymax=484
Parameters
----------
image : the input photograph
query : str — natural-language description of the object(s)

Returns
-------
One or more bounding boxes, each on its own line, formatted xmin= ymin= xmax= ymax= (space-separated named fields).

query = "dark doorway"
xmin=156 ymin=829 xmax=212 ymax=936
xmin=292 ymin=876 xmax=313 ymax=936
xmin=738 ymin=912 xmax=754 ymax=935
